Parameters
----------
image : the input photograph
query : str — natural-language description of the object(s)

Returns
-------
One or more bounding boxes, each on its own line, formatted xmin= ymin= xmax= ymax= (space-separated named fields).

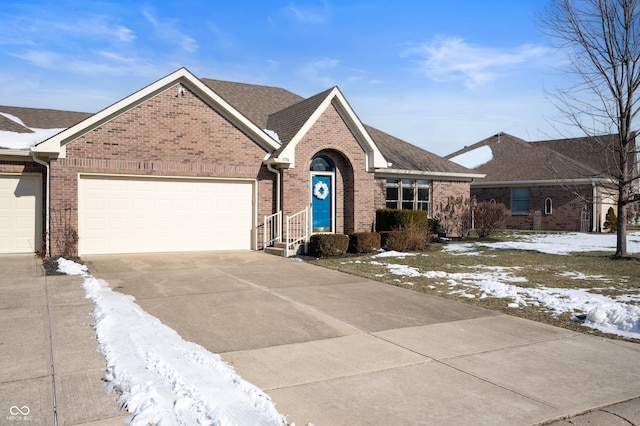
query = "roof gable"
xmin=266 ymin=87 xmax=387 ymax=170
xmin=34 ymin=68 xmax=281 ymax=157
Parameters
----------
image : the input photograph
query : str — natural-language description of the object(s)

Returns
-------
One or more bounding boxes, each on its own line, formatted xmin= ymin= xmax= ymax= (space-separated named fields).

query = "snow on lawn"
xmin=363 ymin=233 xmax=640 ymax=340
xmin=57 ymin=258 xmax=288 ymax=426
xmin=444 ymin=231 xmax=640 ymax=255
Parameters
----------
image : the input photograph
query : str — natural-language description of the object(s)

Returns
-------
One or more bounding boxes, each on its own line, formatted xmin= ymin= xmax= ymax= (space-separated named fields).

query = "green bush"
xmin=380 ymin=231 xmax=411 ymax=252
xmin=308 ymin=234 xmax=349 ymax=257
xmin=428 ymin=218 xmax=443 ymax=237
xmin=348 ymin=232 xmax=381 ymax=254
xmin=375 ymin=209 xmax=429 ymax=233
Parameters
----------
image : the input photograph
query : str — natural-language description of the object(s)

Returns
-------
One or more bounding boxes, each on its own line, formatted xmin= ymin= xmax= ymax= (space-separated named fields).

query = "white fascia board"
xmin=473 ymin=178 xmax=614 ymax=187
xmin=0 ymin=148 xmax=31 ymax=158
xmin=376 ymin=168 xmax=486 ymax=181
xmin=33 ymin=68 xmax=280 ymax=157
xmin=331 ymin=90 xmax=387 ymax=171
xmin=273 ymin=87 xmax=388 ymax=170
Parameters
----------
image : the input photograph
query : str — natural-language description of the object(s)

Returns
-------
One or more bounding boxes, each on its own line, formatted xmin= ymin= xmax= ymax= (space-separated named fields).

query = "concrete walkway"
xmin=0 ymin=254 xmax=127 ymax=424
xmin=82 ymin=251 xmax=640 ymax=426
xmin=1 ymin=251 xmax=639 ymax=425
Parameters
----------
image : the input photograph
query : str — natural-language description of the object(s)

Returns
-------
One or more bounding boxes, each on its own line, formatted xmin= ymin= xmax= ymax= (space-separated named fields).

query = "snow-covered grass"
xmin=57 ymin=258 xmax=288 ymax=426
xmin=318 ymin=232 xmax=640 ymax=341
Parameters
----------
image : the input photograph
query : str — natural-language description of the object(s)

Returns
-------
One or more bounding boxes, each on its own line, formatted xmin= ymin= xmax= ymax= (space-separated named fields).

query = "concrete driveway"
xmin=82 ymin=251 xmax=640 ymax=426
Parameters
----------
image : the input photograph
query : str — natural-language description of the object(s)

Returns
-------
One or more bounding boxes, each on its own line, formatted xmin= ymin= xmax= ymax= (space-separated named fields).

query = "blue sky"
xmin=0 ymin=0 xmax=573 ymax=155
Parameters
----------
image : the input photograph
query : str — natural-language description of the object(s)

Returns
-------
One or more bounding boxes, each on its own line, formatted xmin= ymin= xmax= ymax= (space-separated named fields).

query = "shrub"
xmin=348 ymin=232 xmax=381 ymax=254
xmin=474 ymin=202 xmax=511 ymax=238
xmin=428 ymin=218 xmax=444 ymax=237
xmin=376 ymin=209 xmax=429 ymax=232
xmin=380 ymin=231 xmax=411 ymax=252
xmin=434 ymin=196 xmax=472 ymax=237
xmin=308 ymin=234 xmax=349 ymax=257
xmin=604 ymin=207 xmax=617 ymax=232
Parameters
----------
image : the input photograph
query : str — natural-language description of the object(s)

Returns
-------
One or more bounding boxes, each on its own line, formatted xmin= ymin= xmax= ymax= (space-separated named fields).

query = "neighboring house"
xmin=0 ymin=68 xmax=481 ymax=256
xmin=445 ymin=132 xmax=638 ymax=232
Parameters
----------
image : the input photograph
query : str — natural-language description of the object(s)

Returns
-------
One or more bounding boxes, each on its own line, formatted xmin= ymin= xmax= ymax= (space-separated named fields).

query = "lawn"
xmin=308 ymin=232 xmax=640 ymax=341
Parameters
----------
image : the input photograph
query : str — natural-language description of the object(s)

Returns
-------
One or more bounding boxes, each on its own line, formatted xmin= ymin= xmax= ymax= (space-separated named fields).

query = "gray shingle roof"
xmin=445 ymin=132 xmax=605 ymax=182
xmin=532 ymin=134 xmax=625 ymax=179
xmin=201 ymin=79 xmax=304 ymax=128
xmin=366 ymin=125 xmax=475 ymax=174
xmin=0 ymin=105 xmax=92 ymax=130
xmin=200 ymin=79 xmax=475 ymax=175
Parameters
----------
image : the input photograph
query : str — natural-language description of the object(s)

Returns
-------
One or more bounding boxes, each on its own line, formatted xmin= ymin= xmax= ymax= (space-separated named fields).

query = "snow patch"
xmin=56 ymin=258 xmax=288 ymax=425
xmin=449 ymin=145 xmax=493 ymax=169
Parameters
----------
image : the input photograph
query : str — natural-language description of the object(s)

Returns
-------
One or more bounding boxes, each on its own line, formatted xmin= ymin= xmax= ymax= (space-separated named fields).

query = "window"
xmin=544 ymin=198 xmax=553 ymax=215
xmin=512 ymin=187 xmax=530 ymax=212
xmin=310 ymin=155 xmax=334 ymax=171
xmin=385 ymin=179 xmax=430 ymax=212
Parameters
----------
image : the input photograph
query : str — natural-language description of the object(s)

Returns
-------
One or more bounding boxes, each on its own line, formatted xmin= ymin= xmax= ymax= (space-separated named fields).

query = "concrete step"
xmin=264 ymin=242 xmax=305 ymax=257
xmin=264 ymin=246 xmax=286 ymax=257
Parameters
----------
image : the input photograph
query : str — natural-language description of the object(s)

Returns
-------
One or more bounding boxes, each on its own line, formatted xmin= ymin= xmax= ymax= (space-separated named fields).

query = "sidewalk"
xmin=0 ymin=254 xmax=127 ymax=424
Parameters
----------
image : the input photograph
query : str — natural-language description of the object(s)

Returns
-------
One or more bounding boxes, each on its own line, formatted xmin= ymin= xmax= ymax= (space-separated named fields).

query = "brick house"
xmin=0 ymin=68 xmax=481 ymax=256
xmin=445 ymin=132 xmax=638 ymax=232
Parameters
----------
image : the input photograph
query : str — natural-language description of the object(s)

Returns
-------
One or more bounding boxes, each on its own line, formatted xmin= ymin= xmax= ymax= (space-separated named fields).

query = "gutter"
xmin=375 ymin=168 xmax=486 ymax=181
xmin=0 ymin=148 xmax=32 ymax=158
xmin=30 ymin=150 xmax=50 ymax=257
xmin=472 ymin=177 xmax=615 ymax=188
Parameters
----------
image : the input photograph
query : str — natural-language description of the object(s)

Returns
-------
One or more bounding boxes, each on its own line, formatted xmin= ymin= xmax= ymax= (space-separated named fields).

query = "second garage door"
xmin=78 ymin=175 xmax=254 ymax=255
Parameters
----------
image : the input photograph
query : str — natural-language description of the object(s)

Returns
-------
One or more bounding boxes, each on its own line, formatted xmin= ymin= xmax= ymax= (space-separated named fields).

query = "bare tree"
xmin=542 ymin=0 xmax=640 ymax=257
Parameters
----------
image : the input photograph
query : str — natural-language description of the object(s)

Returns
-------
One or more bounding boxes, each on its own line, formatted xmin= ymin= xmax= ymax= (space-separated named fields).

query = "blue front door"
xmin=312 ymin=174 xmax=332 ymax=232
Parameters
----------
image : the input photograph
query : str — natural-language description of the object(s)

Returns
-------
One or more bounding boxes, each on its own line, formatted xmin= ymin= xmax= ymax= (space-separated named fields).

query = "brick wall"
xmin=281 ymin=104 xmax=376 ymax=234
xmin=48 ymin=84 xmax=275 ymax=256
xmin=473 ymin=184 xmax=594 ymax=231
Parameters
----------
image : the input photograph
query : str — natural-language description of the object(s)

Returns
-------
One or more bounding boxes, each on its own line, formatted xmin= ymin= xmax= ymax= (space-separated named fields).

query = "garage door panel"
xmin=0 ymin=174 xmax=41 ymax=254
xmin=79 ymin=176 xmax=254 ymax=254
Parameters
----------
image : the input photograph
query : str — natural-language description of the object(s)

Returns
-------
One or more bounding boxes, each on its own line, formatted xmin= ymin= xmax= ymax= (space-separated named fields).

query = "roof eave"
xmin=472 ymin=178 xmax=615 ymax=187
xmin=375 ymin=168 xmax=485 ymax=181
xmin=0 ymin=148 xmax=32 ymax=159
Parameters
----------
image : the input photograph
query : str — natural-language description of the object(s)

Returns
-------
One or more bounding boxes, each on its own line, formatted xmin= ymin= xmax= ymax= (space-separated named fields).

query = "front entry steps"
xmin=264 ymin=241 xmax=304 ymax=257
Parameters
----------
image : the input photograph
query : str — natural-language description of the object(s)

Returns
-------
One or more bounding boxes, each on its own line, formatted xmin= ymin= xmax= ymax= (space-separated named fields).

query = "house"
xmin=445 ymin=132 xmax=638 ymax=232
xmin=0 ymin=67 xmax=482 ymax=257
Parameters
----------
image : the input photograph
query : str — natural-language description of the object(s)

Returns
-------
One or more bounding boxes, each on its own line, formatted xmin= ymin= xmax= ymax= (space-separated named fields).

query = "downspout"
xmin=31 ymin=151 xmax=50 ymax=257
xmin=266 ymin=163 xmax=281 ymax=212
xmin=592 ymin=180 xmax=597 ymax=232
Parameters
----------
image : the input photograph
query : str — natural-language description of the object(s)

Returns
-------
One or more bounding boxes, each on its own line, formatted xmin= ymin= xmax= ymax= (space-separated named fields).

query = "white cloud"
xmin=141 ymin=7 xmax=198 ymax=53
xmin=299 ymin=57 xmax=340 ymax=87
xmin=282 ymin=2 xmax=329 ymax=23
xmin=405 ymin=37 xmax=551 ymax=89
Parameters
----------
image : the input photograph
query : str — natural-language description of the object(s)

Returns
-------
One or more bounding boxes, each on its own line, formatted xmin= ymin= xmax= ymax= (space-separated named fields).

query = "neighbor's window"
xmin=385 ymin=179 xmax=430 ymax=212
xmin=511 ymin=187 xmax=530 ymax=212
xmin=545 ymin=197 xmax=553 ymax=215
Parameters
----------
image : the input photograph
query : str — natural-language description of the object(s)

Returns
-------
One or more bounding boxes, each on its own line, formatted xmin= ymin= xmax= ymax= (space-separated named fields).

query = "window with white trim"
xmin=385 ymin=179 xmax=431 ymax=212
xmin=544 ymin=197 xmax=553 ymax=215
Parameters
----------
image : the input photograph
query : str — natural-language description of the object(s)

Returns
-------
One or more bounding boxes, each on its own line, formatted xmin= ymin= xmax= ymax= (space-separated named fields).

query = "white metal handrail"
xmin=285 ymin=207 xmax=309 ymax=257
xmin=263 ymin=211 xmax=282 ymax=249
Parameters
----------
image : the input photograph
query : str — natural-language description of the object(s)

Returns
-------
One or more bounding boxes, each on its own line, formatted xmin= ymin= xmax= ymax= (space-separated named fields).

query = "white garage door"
xmin=0 ymin=174 xmax=42 ymax=254
xmin=78 ymin=175 xmax=254 ymax=255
